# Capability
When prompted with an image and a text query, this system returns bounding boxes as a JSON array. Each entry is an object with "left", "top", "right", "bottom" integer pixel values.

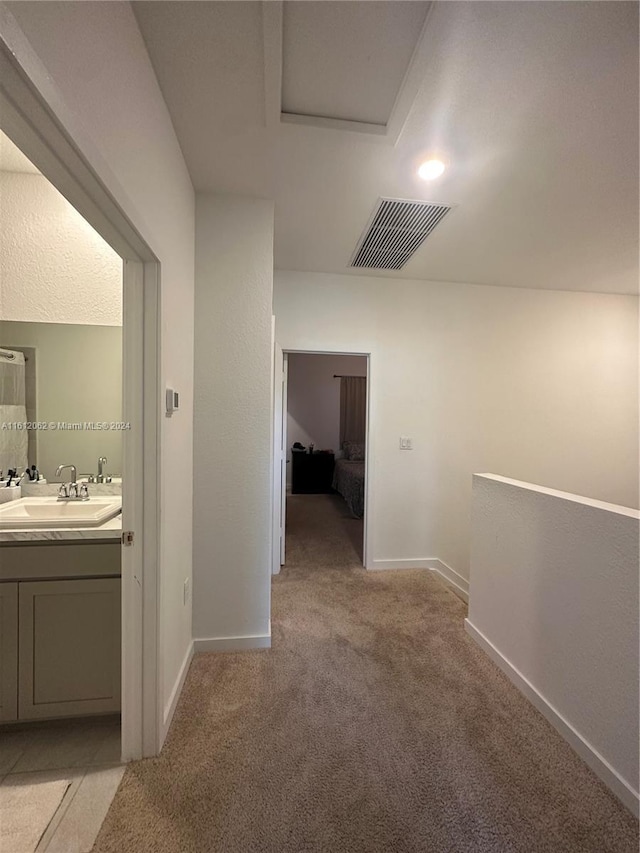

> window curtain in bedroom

[{"left": 339, "top": 376, "right": 367, "bottom": 446}]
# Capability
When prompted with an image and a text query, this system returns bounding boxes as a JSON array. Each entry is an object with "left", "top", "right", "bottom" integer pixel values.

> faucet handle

[
  {"left": 79, "top": 483, "right": 89, "bottom": 500},
  {"left": 58, "top": 483, "right": 69, "bottom": 498}
]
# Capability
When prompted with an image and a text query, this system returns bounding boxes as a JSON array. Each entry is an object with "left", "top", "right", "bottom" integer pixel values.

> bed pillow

[{"left": 344, "top": 442, "right": 365, "bottom": 461}]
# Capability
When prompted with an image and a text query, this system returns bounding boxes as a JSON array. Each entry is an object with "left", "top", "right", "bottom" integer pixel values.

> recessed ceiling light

[{"left": 418, "top": 159, "right": 446, "bottom": 181}]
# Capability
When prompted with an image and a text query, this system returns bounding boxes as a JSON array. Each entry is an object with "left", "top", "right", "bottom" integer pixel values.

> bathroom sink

[{"left": 0, "top": 497, "right": 122, "bottom": 529}]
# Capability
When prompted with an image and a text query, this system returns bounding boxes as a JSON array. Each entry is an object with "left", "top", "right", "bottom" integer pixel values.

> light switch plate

[{"left": 400, "top": 436, "right": 413, "bottom": 450}]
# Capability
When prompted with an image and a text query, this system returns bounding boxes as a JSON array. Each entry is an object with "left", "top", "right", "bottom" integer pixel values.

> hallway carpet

[{"left": 93, "top": 495, "right": 638, "bottom": 852}]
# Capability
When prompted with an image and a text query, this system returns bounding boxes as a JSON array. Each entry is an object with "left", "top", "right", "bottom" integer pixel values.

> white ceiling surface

[
  {"left": 0, "top": 130, "right": 40, "bottom": 174},
  {"left": 133, "top": 1, "right": 639, "bottom": 295}
]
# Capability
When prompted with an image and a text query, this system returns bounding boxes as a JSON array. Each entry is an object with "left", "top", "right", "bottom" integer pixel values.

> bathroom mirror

[{"left": 0, "top": 321, "right": 122, "bottom": 482}]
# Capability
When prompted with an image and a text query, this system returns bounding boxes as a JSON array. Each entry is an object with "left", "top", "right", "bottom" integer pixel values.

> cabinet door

[
  {"left": 0, "top": 583, "right": 18, "bottom": 722},
  {"left": 19, "top": 578, "right": 121, "bottom": 720}
]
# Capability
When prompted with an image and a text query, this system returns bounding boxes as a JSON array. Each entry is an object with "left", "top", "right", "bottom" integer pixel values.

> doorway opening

[
  {"left": 0, "top": 129, "right": 124, "bottom": 788},
  {"left": 0, "top": 25, "right": 161, "bottom": 785},
  {"left": 273, "top": 350, "right": 370, "bottom": 575}
]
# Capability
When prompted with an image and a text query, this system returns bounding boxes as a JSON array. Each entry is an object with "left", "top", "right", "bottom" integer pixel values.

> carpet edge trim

[{"left": 464, "top": 618, "right": 639, "bottom": 817}]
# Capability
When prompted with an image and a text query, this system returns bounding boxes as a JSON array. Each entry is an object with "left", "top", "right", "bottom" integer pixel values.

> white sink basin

[{"left": 0, "top": 497, "right": 122, "bottom": 529}]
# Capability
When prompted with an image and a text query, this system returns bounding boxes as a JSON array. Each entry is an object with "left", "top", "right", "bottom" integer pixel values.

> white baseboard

[
  {"left": 428, "top": 559, "right": 469, "bottom": 603},
  {"left": 161, "top": 640, "right": 194, "bottom": 744},
  {"left": 194, "top": 632, "right": 271, "bottom": 653},
  {"left": 368, "top": 557, "right": 434, "bottom": 571},
  {"left": 465, "top": 619, "right": 639, "bottom": 817},
  {"left": 368, "top": 557, "right": 469, "bottom": 603}
]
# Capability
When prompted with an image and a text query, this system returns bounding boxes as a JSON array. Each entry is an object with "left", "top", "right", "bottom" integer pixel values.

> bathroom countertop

[{"left": 0, "top": 513, "right": 122, "bottom": 543}]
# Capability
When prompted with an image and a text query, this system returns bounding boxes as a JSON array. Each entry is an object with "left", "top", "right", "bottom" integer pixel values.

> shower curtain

[{"left": 0, "top": 350, "right": 28, "bottom": 475}]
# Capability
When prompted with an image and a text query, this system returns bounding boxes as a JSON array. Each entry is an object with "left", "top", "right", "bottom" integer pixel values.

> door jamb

[{"left": 280, "top": 353, "right": 288, "bottom": 567}]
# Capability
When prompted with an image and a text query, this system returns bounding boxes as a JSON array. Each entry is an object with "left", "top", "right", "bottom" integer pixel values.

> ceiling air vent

[{"left": 350, "top": 198, "right": 452, "bottom": 270}]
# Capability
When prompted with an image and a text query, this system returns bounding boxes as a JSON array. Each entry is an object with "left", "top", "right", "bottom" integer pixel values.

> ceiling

[{"left": 132, "top": 1, "right": 638, "bottom": 295}]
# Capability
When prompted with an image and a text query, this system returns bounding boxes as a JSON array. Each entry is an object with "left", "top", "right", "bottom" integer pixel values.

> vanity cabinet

[
  {"left": 18, "top": 578, "right": 121, "bottom": 720},
  {"left": 0, "top": 583, "right": 18, "bottom": 722},
  {"left": 0, "top": 543, "right": 121, "bottom": 722}
]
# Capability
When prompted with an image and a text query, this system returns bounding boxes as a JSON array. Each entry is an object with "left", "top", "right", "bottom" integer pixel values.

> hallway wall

[
  {"left": 274, "top": 270, "right": 639, "bottom": 583},
  {"left": 468, "top": 474, "right": 639, "bottom": 812},
  {"left": 193, "top": 194, "right": 274, "bottom": 647}
]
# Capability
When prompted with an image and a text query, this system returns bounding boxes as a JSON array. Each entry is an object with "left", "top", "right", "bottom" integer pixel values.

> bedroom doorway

[{"left": 272, "top": 350, "right": 369, "bottom": 575}]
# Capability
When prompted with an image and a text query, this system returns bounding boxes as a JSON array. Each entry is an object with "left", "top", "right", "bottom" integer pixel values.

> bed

[{"left": 332, "top": 459, "right": 365, "bottom": 518}]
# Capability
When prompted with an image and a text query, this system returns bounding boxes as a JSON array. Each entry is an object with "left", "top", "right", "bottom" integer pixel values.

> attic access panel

[{"left": 281, "top": 2, "right": 431, "bottom": 127}]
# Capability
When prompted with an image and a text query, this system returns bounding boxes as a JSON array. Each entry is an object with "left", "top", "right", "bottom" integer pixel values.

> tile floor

[{"left": 0, "top": 716, "right": 124, "bottom": 853}]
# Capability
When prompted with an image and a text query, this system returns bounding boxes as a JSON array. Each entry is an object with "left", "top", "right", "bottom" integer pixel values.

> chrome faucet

[
  {"left": 89, "top": 456, "right": 111, "bottom": 484},
  {"left": 55, "top": 464, "right": 89, "bottom": 501}
]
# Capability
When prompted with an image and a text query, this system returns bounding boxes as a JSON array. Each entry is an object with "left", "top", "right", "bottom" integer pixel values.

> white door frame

[
  {"left": 271, "top": 341, "right": 287, "bottom": 574},
  {"left": 281, "top": 354, "right": 288, "bottom": 566},
  {"left": 272, "top": 347, "right": 372, "bottom": 572},
  {"left": 0, "top": 23, "right": 160, "bottom": 759}
]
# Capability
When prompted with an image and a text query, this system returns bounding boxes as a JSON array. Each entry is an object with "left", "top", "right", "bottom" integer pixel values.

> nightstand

[{"left": 291, "top": 451, "right": 335, "bottom": 494}]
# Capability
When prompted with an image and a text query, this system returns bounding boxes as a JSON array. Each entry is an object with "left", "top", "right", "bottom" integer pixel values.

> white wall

[
  {"left": 274, "top": 271, "right": 639, "bottom": 580},
  {"left": 287, "top": 353, "right": 367, "bottom": 483},
  {"left": 467, "top": 474, "right": 639, "bottom": 814},
  {"left": 0, "top": 172, "right": 122, "bottom": 325},
  {"left": 2, "top": 1, "right": 196, "bottom": 740},
  {"left": 193, "top": 194, "right": 274, "bottom": 647}
]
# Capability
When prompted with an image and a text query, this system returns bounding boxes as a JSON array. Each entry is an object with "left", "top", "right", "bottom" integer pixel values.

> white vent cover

[{"left": 350, "top": 198, "right": 452, "bottom": 270}]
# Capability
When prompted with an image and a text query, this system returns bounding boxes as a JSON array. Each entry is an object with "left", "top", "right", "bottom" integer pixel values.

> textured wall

[
  {"left": 274, "top": 270, "right": 639, "bottom": 577},
  {"left": 468, "top": 474, "right": 639, "bottom": 808},
  {"left": 193, "top": 194, "right": 274, "bottom": 643},
  {"left": 0, "top": 173, "right": 122, "bottom": 325}
]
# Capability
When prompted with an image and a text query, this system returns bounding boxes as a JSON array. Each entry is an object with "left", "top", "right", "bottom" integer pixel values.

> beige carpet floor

[{"left": 93, "top": 494, "right": 638, "bottom": 852}]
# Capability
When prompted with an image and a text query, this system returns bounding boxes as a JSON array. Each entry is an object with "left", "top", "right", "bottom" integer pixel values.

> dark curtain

[{"left": 339, "top": 376, "right": 367, "bottom": 445}]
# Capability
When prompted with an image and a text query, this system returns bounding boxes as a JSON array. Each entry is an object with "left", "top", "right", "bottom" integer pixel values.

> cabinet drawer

[{"left": 0, "top": 542, "right": 121, "bottom": 582}]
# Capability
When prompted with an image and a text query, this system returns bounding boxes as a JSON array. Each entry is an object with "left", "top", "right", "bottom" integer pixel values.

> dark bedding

[{"left": 332, "top": 459, "right": 365, "bottom": 518}]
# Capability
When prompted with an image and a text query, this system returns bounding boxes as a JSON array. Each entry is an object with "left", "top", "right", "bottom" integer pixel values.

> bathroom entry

[
  {"left": 0, "top": 130, "right": 125, "bottom": 798},
  {"left": 1, "top": 44, "right": 162, "bottom": 777},
  {"left": 273, "top": 350, "right": 369, "bottom": 573}
]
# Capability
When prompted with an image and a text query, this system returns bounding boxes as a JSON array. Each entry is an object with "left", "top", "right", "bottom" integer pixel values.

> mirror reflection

[{"left": 0, "top": 325, "right": 122, "bottom": 482}]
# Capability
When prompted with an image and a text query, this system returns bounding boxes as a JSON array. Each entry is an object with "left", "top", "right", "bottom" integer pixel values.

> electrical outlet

[
  {"left": 183, "top": 577, "right": 190, "bottom": 605},
  {"left": 399, "top": 436, "right": 413, "bottom": 450}
]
